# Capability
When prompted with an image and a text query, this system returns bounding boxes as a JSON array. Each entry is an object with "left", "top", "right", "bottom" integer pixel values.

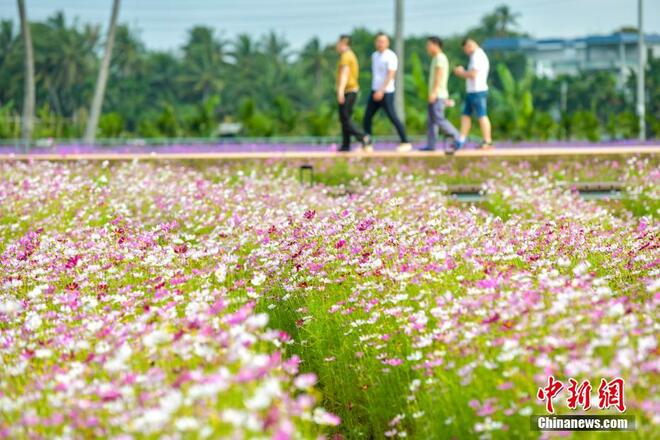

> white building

[{"left": 484, "top": 32, "right": 660, "bottom": 86}]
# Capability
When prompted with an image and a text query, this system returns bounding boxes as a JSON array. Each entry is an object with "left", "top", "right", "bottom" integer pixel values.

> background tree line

[{"left": 0, "top": 5, "right": 658, "bottom": 142}]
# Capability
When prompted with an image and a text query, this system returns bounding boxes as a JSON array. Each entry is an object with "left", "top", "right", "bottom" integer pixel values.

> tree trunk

[
  {"left": 84, "top": 0, "right": 121, "bottom": 145},
  {"left": 394, "top": 0, "right": 405, "bottom": 121},
  {"left": 17, "top": 0, "right": 35, "bottom": 150}
]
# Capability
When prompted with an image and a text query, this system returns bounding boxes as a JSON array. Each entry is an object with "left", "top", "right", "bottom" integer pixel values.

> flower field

[{"left": 0, "top": 157, "right": 658, "bottom": 439}]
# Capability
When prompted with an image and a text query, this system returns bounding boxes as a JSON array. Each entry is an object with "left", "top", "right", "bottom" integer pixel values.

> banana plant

[{"left": 490, "top": 63, "right": 534, "bottom": 140}]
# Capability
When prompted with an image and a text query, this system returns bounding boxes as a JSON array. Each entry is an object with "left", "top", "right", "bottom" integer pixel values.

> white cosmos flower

[
  {"left": 214, "top": 264, "right": 227, "bottom": 283},
  {"left": 251, "top": 272, "right": 266, "bottom": 286},
  {"left": 160, "top": 390, "right": 182, "bottom": 414},
  {"left": 369, "top": 258, "right": 383, "bottom": 270},
  {"left": 409, "top": 379, "right": 421, "bottom": 392},
  {"left": 638, "top": 335, "right": 656, "bottom": 354},
  {"left": 245, "top": 378, "right": 281, "bottom": 410},
  {"left": 245, "top": 313, "right": 269, "bottom": 329},
  {"left": 133, "top": 408, "right": 169, "bottom": 434},
  {"left": 25, "top": 312, "right": 42, "bottom": 331},
  {"left": 608, "top": 302, "right": 625, "bottom": 317},
  {"left": 27, "top": 285, "right": 46, "bottom": 299},
  {"left": 175, "top": 417, "right": 199, "bottom": 431},
  {"left": 105, "top": 343, "right": 133, "bottom": 372},
  {"left": 647, "top": 278, "right": 660, "bottom": 293},
  {"left": 0, "top": 299, "right": 21, "bottom": 316},
  {"left": 573, "top": 261, "right": 591, "bottom": 275},
  {"left": 35, "top": 348, "right": 52, "bottom": 359},
  {"left": 222, "top": 409, "right": 247, "bottom": 427},
  {"left": 143, "top": 329, "right": 172, "bottom": 348}
]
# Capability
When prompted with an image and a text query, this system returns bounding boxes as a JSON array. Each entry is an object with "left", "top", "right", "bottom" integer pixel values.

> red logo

[
  {"left": 567, "top": 378, "right": 592, "bottom": 411},
  {"left": 537, "top": 375, "right": 564, "bottom": 413},
  {"left": 597, "top": 378, "right": 626, "bottom": 412},
  {"left": 537, "top": 377, "right": 625, "bottom": 413}
]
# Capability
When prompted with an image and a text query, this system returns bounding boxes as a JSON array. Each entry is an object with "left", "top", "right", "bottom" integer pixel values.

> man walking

[
  {"left": 363, "top": 32, "right": 412, "bottom": 152},
  {"left": 419, "top": 36, "right": 460, "bottom": 153},
  {"left": 453, "top": 38, "right": 493, "bottom": 149},
  {"left": 335, "top": 35, "right": 371, "bottom": 152}
]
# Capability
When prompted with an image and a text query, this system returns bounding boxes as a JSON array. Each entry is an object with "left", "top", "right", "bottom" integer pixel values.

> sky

[{"left": 3, "top": 0, "right": 659, "bottom": 50}]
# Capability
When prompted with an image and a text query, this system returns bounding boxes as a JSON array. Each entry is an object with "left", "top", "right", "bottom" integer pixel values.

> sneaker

[
  {"left": 338, "top": 146, "right": 351, "bottom": 153},
  {"left": 418, "top": 145, "right": 436, "bottom": 152},
  {"left": 396, "top": 143, "right": 413, "bottom": 152},
  {"left": 445, "top": 143, "right": 456, "bottom": 155},
  {"left": 481, "top": 141, "right": 494, "bottom": 149},
  {"left": 362, "top": 134, "right": 373, "bottom": 149},
  {"left": 355, "top": 145, "right": 373, "bottom": 154},
  {"left": 454, "top": 139, "right": 465, "bottom": 151}
]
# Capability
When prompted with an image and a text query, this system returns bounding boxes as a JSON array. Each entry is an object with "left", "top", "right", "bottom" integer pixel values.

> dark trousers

[
  {"left": 338, "top": 92, "right": 366, "bottom": 150},
  {"left": 363, "top": 92, "right": 408, "bottom": 143}
]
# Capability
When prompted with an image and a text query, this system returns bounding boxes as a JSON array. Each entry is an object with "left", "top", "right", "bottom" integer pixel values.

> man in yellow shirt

[{"left": 336, "top": 35, "right": 371, "bottom": 152}]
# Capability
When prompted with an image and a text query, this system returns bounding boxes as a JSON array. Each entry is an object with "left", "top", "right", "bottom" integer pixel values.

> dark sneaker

[
  {"left": 338, "top": 146, "right": 351, "bottom": 153},
  {"left": 480, "top": 141, "right": 494, "bottom": 149},
  {"left": 445, "top": 143, "right": 456, "bottom": 155},
  {"left": 418, "top": 145, "right": 436, "bottom": 152},
  {"left": 454, "top": 139, "right": 465, "bottom": 151}
]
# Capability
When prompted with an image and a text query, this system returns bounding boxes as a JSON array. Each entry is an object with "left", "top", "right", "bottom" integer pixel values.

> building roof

[{"left": 484, "top": 32, "right": 660, "bottom": 51}]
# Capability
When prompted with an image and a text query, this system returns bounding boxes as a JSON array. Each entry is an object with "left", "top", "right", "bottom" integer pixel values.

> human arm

[
  {"left": 429, "top": 64, "right": 442, "bottom": 103},
  {"left": 374, "top": 68, "right": 396, "bottom": 101},
  {"left": 453, "top": 65, "right": 477, "bottom": 79},
  {"left": 337, "top": 65, "right": 349, "bottom": 104}
]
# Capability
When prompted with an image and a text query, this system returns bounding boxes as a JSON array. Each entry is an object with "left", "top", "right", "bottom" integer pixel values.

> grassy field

[{"left": 0, "top": 156, "right": 658, "bottom": 439}]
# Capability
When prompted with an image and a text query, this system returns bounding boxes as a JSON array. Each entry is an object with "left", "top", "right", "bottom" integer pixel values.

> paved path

[{"left": 0, "top": 145, "right": 658, "bottom": 161}]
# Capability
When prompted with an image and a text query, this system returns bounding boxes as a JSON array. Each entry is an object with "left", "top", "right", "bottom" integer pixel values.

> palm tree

[
  {"left": 493, "top": 5, "right": 520, "bottom": 36},
  {"left": 40, "top": 13, "right": 98, "bottom": 117},
  {"left": 17, "top": 0, "right": 34, "bottom": 148},
  {"left": 84, "top": 0, "right": 120, "bottom": 144},
  {"left": 299, "top": 37, "right": 329, "bottom": 97},
  {"left": 0, "top": 20, "right": 15, "bottom": 64},
  {"left": 490, "top": 63, "right": 533, "bottom": 140},
  {"left": 257, "top": 33, "right": 296, "bottom": 103},
  {"left": 181, "top": 26, "right": 226, "bottom": 101},
  {"left": 260, "top": 32, "right": 291, "bottom": 67}
]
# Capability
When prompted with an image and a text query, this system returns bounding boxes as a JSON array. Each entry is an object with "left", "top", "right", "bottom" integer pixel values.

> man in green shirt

[{"left": 419, "top": 36, "right": 460, "bottom": 153}]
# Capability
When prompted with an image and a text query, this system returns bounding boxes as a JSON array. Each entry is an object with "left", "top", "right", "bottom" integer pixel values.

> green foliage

[
  {"left": 137, "top": 116, "right": 160, "bottom": 138},
  {"left": 186, "top": 95, "right": 221, "bottom": 137},
  {"left": 313, "top": 159, "right": 366, "bottom": 187},
  {"left": 529, "top": 111, "right": 558, "bottom": 141},
  {"left": 156, "top": 104, "right": 180, "bottom": 138},
  {"left": 571, "top": 110, "right": 601, "bottom": 142},
  {"left": 404, "top": 105, "right": 427, "bottom": 135},
  {"left": 273, "top": 95, "right": 298, "bottom": 134},
  {"left": 305, "top": 104, "right": 334, "bottom": 137},
  {"left": 0, "top": 101, "right": 19, "bottom": 139},
  {"left": 1, "top": 6, "right": 658, "bottom": 141},
  {"left": 238, "top": 98, "right": 274, "bottom": 137},
  {"left": 408, "top": 52, "right": 427, "bottom": 101},
  {"left": 98, "top": 112, "right": 124, "bottom": 138},
  {"left": 490, "top": 63, "right": 534, "bottom": 140}
]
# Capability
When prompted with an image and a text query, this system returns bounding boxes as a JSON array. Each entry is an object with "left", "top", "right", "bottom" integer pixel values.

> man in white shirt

[
  {"left": 363, "top": 33, "right": 412, "bottom": 152},
  {"left": 453, "top": 38, "right": 493, "bottom": 149}
]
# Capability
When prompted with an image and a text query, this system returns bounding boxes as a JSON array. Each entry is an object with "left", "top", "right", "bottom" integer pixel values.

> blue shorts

[{"left": 462, "top": 91, "right": 488, "bottom": 118}]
